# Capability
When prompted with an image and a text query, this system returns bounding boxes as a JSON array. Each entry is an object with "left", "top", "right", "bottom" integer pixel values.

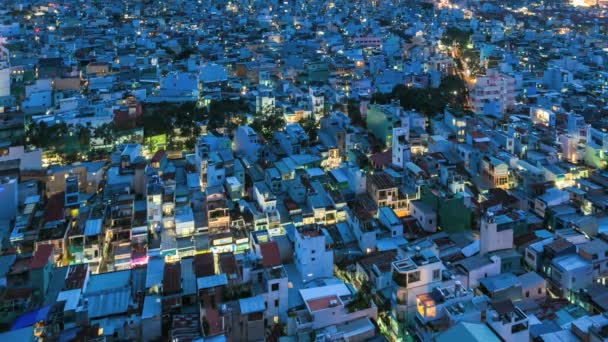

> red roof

[
  {"left": 469, "top": 131, "right": 487, "bottom": 139},
  {"left": 163, "top": 262, "right": 182, "bottom": 295},
  {"left": 218, "top": 252, "right": 238, "bottom": 276},
  {"left": 44, "top": 193, "right": 65, "bottom": 222},
  {"left": 31, "top": 244, "right": 54, "bottom": 269},
  {"left": 369, "top": 150, "right": 392, "bottom": 168},
  {"left": 283, "top": 198, "right": 298, "bottom": 211},
  {"left": 260, "top": 241, "right": 281, "bottom": 267},
  {"left": 204, "top": 307, "right": 222, "bottom": 336},
  {"left": 9, "top": 258, "right": 31, "bottom": 275},
  {"left": 307, "top": 295, "right": 339, "bottom": 311},
  {"left": 194, "top": 253, "right": 215, "bottom": 278}
]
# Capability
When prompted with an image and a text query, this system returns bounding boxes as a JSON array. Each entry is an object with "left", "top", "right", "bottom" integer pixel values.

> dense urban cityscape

[{"left": 0, "top": 0, "right": 607, "bottom": 341}]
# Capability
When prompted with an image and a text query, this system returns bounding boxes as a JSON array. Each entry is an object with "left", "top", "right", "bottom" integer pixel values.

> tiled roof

[
  {"left": 44, "top": 193, "right": 65, "bottom": 222},
  {"left": 260, "top": 241, "right": 282, "bottom": 267},
  {"left": 31, "top": 244, "right": 54, "bottom": 269},
  {"left": 163, "top": 262, "right": 182, "bottom": 295}
]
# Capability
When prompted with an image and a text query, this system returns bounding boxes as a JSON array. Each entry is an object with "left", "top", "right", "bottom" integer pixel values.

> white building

[
  {"left": 194, "top": 134, "right": 232, "bottom": 191},
  {"left": 486, "top": 301, "right": 530, "bottom": 342},
  {"left": 0, "top": 45, "right": 9, "bottom": 98},
  {"left": 155, "top": 71, "right": 199, "bottom": 101},
  {"left": 146, "top": 176, "right": 163, "bottom": 230},
  {"left": 391, "top": 248, "right": 446, "bottom": 326},
  {"left": 290, "top": 282, "right": 377, "bottom": 338},
  {"left": 454, "top": 255, "right": 502, "bottom": 288},
  {"left": 256, "top": 93, "right": 275, "bottom": 116},
  {"left": 550, "top": 254, "right": 593, "bottom": 296},
  {"left": 377, "top": 206, "right": 403, "bottom": 238},
  {"left": 174, "top": 205, "right": 195, "bottom": 237},
  {"left": 253, "top": 181, "right": 277, "bottom": 213},
  {"left": 534, "top": 187, "right": 570, "bottom": 219},
  {"left": 294, "top": 226, "right": 333, "bottom": 282},
  {"left": 0, "top": 177, "right": 17, "bottom": 221},
  {"left": 410, "top": 201, "right": 437, "bottom": 233},
  {"left": 470, "top": 69, "right": 515, "bottom": 116},
  {"left": 234, "top": 125, "right": 262, "bottom": 162},
  {"left": 258, "top": 242, "right": 289, "bottom": 323},
  {"left": 392, "top": 126, "right": 411, "bottom": 168},
  {"left": 530, "top": 107, "right": 556, "bottom": 127},
  {"left": 309, "top": 87, "right": 325, "bottom": 121},
  {"left": 479, "top": 211, "right": 514, "bottom": 256}
]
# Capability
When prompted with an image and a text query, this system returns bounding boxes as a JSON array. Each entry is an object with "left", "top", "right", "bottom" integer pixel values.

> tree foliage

[
  {"left": 347, "top": 99, "right": 365, "bottom": 127},
  {"left": 299, "top": 117, "right": 317, "bottom": 142},
  {"left": 346, "top": 280, "right": 372, "bottom": 313},
  {"left": 371, "top": 75, "right": 469, "bottom": 116},
  {"left": 251, "top": 112, "right": 285, "bottom": 141},
  {"left": 441, "top": 27, "right": 472, "bottom": 47}
]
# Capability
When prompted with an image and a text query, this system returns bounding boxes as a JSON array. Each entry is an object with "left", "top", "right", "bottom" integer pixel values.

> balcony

[
  {"left": 293, "top": 310, "right": 313, "bottom": 329},
  {"left": 265, "top": 265, "right": 287, "bottom": 280}
]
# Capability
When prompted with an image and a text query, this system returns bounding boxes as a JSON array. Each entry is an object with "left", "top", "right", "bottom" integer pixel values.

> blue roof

[
  {"left": 436, "top": 322, "right": 500, "bottom": 342},
  {"left": 12, "top": 305, "right": 51, "bottom": 330},
  {"left": 0, "top": 326, "right": 34, "bottom": 341},
  {"left": 86, "top": 270, "right": 131, "bottom": 294},
  {"left": 197, "top": 274, "right": 228, "bottom": 290},
  {"left": 239, "top": 295, "right": 266, "bottom": 314},
  {"left": 479, "top": 273, "right": 520, "bottom": 292}
]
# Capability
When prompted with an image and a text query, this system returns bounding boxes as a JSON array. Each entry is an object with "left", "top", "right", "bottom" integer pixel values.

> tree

[
  {"left": 439, "top": 75, "right": 469, "bottom": 110},
  {"left": 251, "top": 107, "right": 285, "bottom": 141},
  {"left": 63, "top": 152, "right": 80, "bottom": 164},
  {"left": 368, "top": 74, "right": 470, "bottom": 117},
  {"left": 346, "top": 281, "right": 372, "bottom": 313},
  {"left": 441, "top": 27, "right": 472, "bottom": 47},
  {"left": 208, "top": 98, "right": 249, "bottom": 129},
  {"left": 26, "top": 121, "right": 51, "bottom": 147},
  {"left": 391, "top": 84, "right": 444, "bottom": 116},
  {"left": 299, "top": 117, "right": 317, "bottom": 142},
  {"left": 93, "top": 123, "right": 116, "bottom": 146},
  {"left": 347, "top": 100, "right": 365, "bottom": 127},
  {"left": 77, "top": 126, "right": 91, "bottom": 147}
]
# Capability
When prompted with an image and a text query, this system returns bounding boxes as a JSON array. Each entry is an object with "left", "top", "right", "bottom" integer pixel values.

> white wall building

[
  {"left": 0, "top": 146, "right": 42, "bottom": 170},
  {"left": 0, "top": 45, "right": 10, "bottom": 98},
  {"left": 479, "top": 211, "right": 514, "bottom": 256},
  {"left": 470, "top": 69, "right": 515, "bottom": 116},
  {"left": 392, "top": 126, "right": 411, "bottom": 168},
  {"left": 0, "top": 177, "right": 18, "bottom": 221},
  {"left": 486, "top": 301, "right": 530, "bottom": 342},
  {"left": 309, "top": 87, "right": 325, "bottom": 121},
  {"left": 294, "top": 226, "right": 333, "bottom": 282},
  {"left": 256, "top": 93, "right": 275, "bottom": 115},
  {"left": 253, "top": 181, "right": 277, "bottom": 213},
  {"left": 234, "top": 125, "right": 262, "bottom": 162}
]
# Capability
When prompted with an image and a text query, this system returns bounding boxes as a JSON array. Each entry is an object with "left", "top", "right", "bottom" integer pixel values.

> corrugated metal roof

[
  {"left": 180, "top": 258, "right": 197, "bottom": 296},
  {"left": 145, "top": 257, "right": 165, "bottom": 289},
  {"left": 84, "top": 219, "right": 102, "bottom": 236},
  {"left": 196, "top": 274, "right": 228, "bottom": 290},
  {"left": 86, "top": 270, "right": 130, "bottom": 294},
  {"left": 239, "top": 295, "right": 266, "bottom": 314},
  {"left": 142, "top": 295, "right": 161, "bottom": 320},
  {"left": 86, "top": 287, "right": 131, "bottom": 319}
]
